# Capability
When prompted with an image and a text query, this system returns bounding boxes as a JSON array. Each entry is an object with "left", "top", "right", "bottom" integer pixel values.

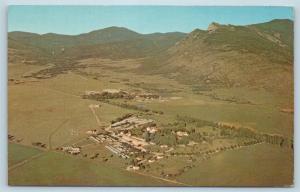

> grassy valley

[{"left": 8, "top": 19, "right": 293, "bottom": 186}]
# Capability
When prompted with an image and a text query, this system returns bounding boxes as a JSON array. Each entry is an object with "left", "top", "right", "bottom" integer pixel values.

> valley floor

[{"left": 8, "top": 60, "right": 294, "bottom": 186}]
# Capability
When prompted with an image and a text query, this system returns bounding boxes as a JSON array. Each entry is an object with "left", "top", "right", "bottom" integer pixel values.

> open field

[
  {"left": 8, "top": 71, "right": 137, "bottom": 148},
  {"left": 145, "top": 97, "right": 293, "bottom": 137},
  {"left": 8, "top": 144, "right": 178, "bottom": 186},
  {"left": 8, "top": 143, "right": 43, "bottom": 167},
  {"left": 178, "top": 143, "right": 293, "bottom": 186}
]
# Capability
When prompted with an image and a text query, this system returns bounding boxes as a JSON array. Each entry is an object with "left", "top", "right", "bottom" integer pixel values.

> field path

[
  {"left": 88, "top": 104, "right": 102, "bottom": 127},
  {"left": 73, "top": 72, "right": 88, "bottom": 81},
  {"left": 8, "top": 152, "right": 46, "bottom": 172},
  {"left": 127, "top": 170, "right": 191, "bottom": 186},
  {"left": 41, "top": 87, "right": 81, "bottom": 99},
  {"left": 48, "top": 119, "right": 70, "bottom": 150}
]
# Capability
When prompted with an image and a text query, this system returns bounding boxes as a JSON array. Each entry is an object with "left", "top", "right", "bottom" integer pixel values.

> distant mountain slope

[
  {"left": 8, "top": 36, "right": 51, "bottom": 65},
  {"left": 65, "top": 32, "right": 186, "bottom": 59},
  {"left": 8, "top": 27, "right": 186, "bottom": 59},
  {"left": 8, "top": 20, "right": 293, "bottom": 94},
  {"left": 248, "top": 19, "right": 293, "bottom": 51},
  {"left": 8, "top": 27, "right": 141, "bottom": 49},
  {"left": 140, "top": 19, "right": 293, "bottom": 94}
]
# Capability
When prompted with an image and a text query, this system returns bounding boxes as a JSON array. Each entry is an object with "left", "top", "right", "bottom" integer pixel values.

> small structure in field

[
  {"left": 176, "top": 131, "right": 189, "bottom": 137},
  {"left": 86, "top": 129, "right": 97, "bottom": 135},
  {"left": 62, "top": 146, "right": 81, "bottom": 155},
  {"left": 156, "top": 155, "right": 164, "bottom": 160},
  {"left": 160, "top": 145, "right": 168, "bottom": 149},
  {"left": 187, "top": 141, "right": 198, "bottom": 146},
  {"left": 126, "top": 165, "right": 140, "bottom": 171},
  {"left": 148, "top": 159, "right": 155, "bottom": 163},
  {"left": 146, "top": 127, "right": 158, "bottom": 134}
]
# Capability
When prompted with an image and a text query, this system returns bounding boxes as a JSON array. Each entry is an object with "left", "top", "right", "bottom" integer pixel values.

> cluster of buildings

[
  {"left": 83, "top": 115, "right": 167, "bottom": 167},
  {"left": 105, "top": 145, "right": 129, "bottom": 159},
  {"left": 63, "top": 113, "right": 205, "bottom": 172}
]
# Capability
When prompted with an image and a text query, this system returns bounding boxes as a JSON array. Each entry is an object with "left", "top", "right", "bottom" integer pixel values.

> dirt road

[
  {"left": 8, "top": 152, "right": 46, "bottom": 172},
  {"left": 48, "top": 119, "right": 69, "bottom": 150},
  {"left": 127, "top": 169, "right": 191, "bottom": 186}
]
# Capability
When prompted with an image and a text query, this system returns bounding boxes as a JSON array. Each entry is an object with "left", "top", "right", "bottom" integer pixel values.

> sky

[{"left": 8, "top": 6, "right": 294, "bottom": 35}]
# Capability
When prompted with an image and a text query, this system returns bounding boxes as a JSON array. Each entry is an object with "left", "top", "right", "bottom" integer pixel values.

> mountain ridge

[
  {"left": 8, "top": 19, "right": 294, "bottom": 95},
  {"left": 138, "top": 19, "right": 293, "bottom": 94}
]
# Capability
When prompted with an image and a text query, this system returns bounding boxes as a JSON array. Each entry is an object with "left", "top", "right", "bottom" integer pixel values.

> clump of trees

[
  {"left": 108, "top": 101, "right": 163, "bottom": 114},
  {"left": 176, "top": 115, "right": 215, "bottom": 127},
  {"left": 83, "top": 91, "right": 135, "bottom": 100},
  {"left": 189, "top": 132, "right": 204, "bottom": 143},
  {"left": 261, "top": 133, "right": 292, "bottom": 148},
  {"left": 32, "top": 142, "right": 47, "bottom": 148}
]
